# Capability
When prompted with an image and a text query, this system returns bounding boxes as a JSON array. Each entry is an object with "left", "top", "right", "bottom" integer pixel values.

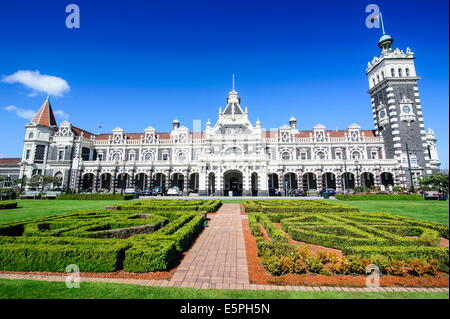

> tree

[
  {"left": 419, "top": 172, "right": 449, "bottom": 192},
  {"left": 28, "top": 175, "right": 61, "bottom": 191}
]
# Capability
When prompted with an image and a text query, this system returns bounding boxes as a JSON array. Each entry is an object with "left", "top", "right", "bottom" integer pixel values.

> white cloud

[
  {"left": 2, "top": 70, "right": 70, "bottom": 97},
  {"left": 54, "top": 109, "right": 70, "bottom": 119},
  {"left": 4, "top": 105, "right": 35, "bottom": 120}
]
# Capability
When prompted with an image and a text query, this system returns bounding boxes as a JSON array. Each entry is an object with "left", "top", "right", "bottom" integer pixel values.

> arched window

[
  {"left": 178, "top": 152, "right": 187, "bottom": 161},
  {"left": 144, "top": 152, "right": 153, "bottom": 161},
  {"left": 376, "top": 75, "right": 380, "bottom": 83},
  {"left": 391, "top": 68, "right": 395, "bottom": 77},
  {"left": 398, "top": 68, "right": 402, "bottom": 77},
  {"left": 225, "top": 147, "right": 242, "bottom": 155},
  {"left": 111, "top": 153, "right": 121, "bottom": 161},
  {"left": 381, "top": 71, "right": 384, "bottom": 79},
  {"left": 351, "top": 151, "right": 362, "bottom": 160},
  {"left": 28, "top": 132, "right": 34, "bottom": 139},
  {"left": 405, "top": 68, "right": 410, "bottom": 77},
  {"left": 281, "top": 152, "right": 290, "bottom": 160},
  {"left": 316, "top": 151, "right": 326, "bottom": 160}
]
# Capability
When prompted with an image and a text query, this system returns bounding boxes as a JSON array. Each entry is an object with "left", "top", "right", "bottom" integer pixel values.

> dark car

[
  {"left": 268, "top": 188, "right": 281, "bottom": 196},
  {"left": 142, "top": 188, "right": 152, "bottom": 196},
  {"left": 289, "top": 189, "right": 307, "bottom": 197},
  {"left": 320, "top": 188, "right": 336, "bottom": 196},
  {"left": 151, "top": 186, "right": 166, "bottom": 196}
]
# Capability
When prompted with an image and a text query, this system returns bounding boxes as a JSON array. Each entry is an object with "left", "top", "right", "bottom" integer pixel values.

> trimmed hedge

[
  {"left": 118, "top": 199, "right": 221, "bottom": 213},
  {"left": 56, "top": 194, "right": 134, "bottom": 200},
  {"left": 0, "top": 207, "right": 205, "bottom": 273},
  {"left": 243, "top": 199, "right": 359, "bottom": 213},
  {"left": 335, "top": 194, "right": 423, "bottom": 201},
  {"left": 0, "top": 201, "right": 17, "bottom": 209}
]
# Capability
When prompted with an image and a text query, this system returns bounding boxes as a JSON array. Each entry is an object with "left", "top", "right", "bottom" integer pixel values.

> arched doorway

[
  {"left": 224, "top": 170, "right": 242, "bottom": 196},
  {"left": 171, "top": 173, "right": 184, "bottom": 190},
  {"left": 303, "top": 172, "right": 317, "bottom": 191},
  {"left": 251, "top": 172, "right": 258, "bottom": 196},
  {"left": 322, "top": 172, "right": 336, "bottom": 190},
  {"left": 100, "top": 173, "right": 111, "bottom": 190},
  {"left": 82, "top": 173, "right": 94, "bottom": 191},
  {"left": 153, "top": 173, "right": 166, "bottom": 188},
  {"left": 208, "top": 172, "right": 215, "bottom": 195},
  {"left": 189, "top": 173, "right": 199, "bottom": 193},
  {"left": 361, "top": 172, "right": 375, "bottom": 188},
  {"left": 342, "top": 172, "right": 355, "bottom": 190},
  {"left": 381, "top": 172, "right": 394, "bottom": 187},
  {"left": 117, "top": 173, "right": 129, "bottom": 190},
  {"left": 135, "top": 173, "right": 147, "bottom": 190},
  {"left": 54, "top": 172, "right": 63, "bottom": 190},
  {"left": 284, "top": 173, "right": 298, "bottom": 192}
]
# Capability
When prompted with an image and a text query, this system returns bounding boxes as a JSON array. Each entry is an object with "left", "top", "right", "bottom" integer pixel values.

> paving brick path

[
  {"left": 0, "top": 203, "right": 448, "bottom": 293},
  {"left": 168, "top": 203, "right": 249, "bottom": 289}
]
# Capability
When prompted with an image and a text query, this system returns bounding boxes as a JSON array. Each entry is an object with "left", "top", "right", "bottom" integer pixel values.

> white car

[{"left": 167, "top": 186, "right": 183, "bottom": 196}]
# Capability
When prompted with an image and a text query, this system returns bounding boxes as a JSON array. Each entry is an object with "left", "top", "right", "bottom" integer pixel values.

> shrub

[
  {"left": 419, "top": 229, "right": 441, "bottom": 247},
  {"left": 386, "top": 259, "right": 409, "bottom": 276},
  {"left": 56, "top": 194, "right": 134, "bottom": 200},
  {"left": 0, "top": 201, "right": 17, "bottom": 209},
  {"left": 123, "top": 240, "right": 177, "bottom": 273},
  {"left": 305, "top": 255, "right": 323, "bottom": 273},
  {"left": 369, "top": 254, "right": 390, "bottom": 272},
  {"left": 335, "top": 194, "right": 423, "bottom": 201},
  {"left": 408, "top": 258, "right": 437, "bottom": 276}
]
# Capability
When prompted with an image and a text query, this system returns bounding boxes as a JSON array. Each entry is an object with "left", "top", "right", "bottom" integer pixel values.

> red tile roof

[
  {"left": 31, "top": 99, "right": 57, "bottom": 127},
  {"left": 0, "top": 158, "right": 21, "bottom": 165},
  {"left": 71, "top": 126, "right": 95, "bottom": 139}
]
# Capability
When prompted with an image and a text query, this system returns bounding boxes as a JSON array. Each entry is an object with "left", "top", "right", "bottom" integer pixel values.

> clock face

[
  {"left": 402, "top": 105, "right": 411, "bottom": 113},
  {"left": 379, "top": 110, "right": 386, "bottom": 118}
]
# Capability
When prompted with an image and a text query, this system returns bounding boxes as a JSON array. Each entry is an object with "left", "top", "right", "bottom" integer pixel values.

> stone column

[
  {"left": 278, "top": 170, "right": 285, "bottom": 196},
  {"left": 183, "top": 170, "right": 189, "bottom": 195},
  {"left": 297, "top": 171, "right": 304, "bottom": 191},
  {"left": 148, "top": 170, "right": 153, "bottom": 189},
  {"left": 215, "top": 171, "right": 223, "bottom": 196},
  {"left": 130, "top": 170, "right": 135, "bottom": 187},
  {"left": 243, "top": 169, "right": 252, "bottom": 196},
  {"left": 336, "top": 170, "right": 342, "bottom": 192},
  {"left": 165, "top": 170, "right": 171, "bottom": 190},
  {"left": 258, "top": 171, "right": 269, "bottom": 196},
  {"left": 94, "top": 169, "right": 100, "bottom": 192},
  {"left": 316, "top": 170, "right": 322, "bottom": 191},
  {"left": 76, "top": 170, "right": 83, "bottom": 193},
  {"left": 198, "top": 171, "right": 207, "bottom": 196},
  {"left": 112, "top": 169, "right": 117, "bottom": 194}
]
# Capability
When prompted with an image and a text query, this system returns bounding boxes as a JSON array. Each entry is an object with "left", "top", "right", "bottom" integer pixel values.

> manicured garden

[
  {"left": 0, "top": 279, "right": 447, "bottom": 299},
  {"left": 0, "top": 199, "right": 220, "bottom": 273},
  {"left": 244, "top": 200, "right": 449, "bottom": 279}
]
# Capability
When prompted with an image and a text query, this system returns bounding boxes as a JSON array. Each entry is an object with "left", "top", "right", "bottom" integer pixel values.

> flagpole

[{"left": 380, "top": 11, "right": 385, "bottom": 34}]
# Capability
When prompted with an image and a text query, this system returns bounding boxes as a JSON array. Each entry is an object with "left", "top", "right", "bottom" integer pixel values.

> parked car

[
  {"left": 422, "top": 190, "right": 447, "bottom": 200},
  {"left": 124, "top": 187, "right": 141, "bottom": 195},
  {"left": 289, "top": 189, "right": 307, "bottom": 197},
  {"left": 320, "top": 188, "right": 336, "bottom": 196},
  {"left": 151, "top": 186, "right": 166, "bottom": 196},
  {"left": 268, "top": 188, "right": 281, "bottom": 196},
  {"left": 142, "top": 188, "right": 152, "bottom": 196},
  {"left": 167, "top": 186, "right": 183, "bottom": 196}
]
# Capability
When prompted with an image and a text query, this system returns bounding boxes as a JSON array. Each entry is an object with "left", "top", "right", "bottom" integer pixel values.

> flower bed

[
  {"left": 0, "top": 208, "right": 204, "bottom": 273},
  {"left": 245, "top": 200, "right": 449, "bottom": 277}
]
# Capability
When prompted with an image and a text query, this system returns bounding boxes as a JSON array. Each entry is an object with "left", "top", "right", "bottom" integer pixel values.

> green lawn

[
  {"left": 0, "top": 279, "right": 447, "bottom": 299},
  {"left": 340, "top": 200, "right": 449, "bottom": 225},
  {"left": 0, "top": 200, "right": 125, "bottom": 223}
]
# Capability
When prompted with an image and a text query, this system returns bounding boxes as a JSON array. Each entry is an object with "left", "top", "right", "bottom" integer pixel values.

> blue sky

[{"left": 0, "top": 0, "right": 448, "bottom": 167}]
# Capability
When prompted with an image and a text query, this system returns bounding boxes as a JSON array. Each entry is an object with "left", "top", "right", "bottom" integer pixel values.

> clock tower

[{"left": 366, "top": 32, "right": 440, "bottom": 188}]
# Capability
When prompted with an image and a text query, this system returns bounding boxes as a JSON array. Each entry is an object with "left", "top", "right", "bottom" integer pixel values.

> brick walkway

[
  {"left": 0, "top": 203, "right": 448, "bottom": 293},
  {"left": 168, "top": 203, "right": 249, "bottom": 289}
]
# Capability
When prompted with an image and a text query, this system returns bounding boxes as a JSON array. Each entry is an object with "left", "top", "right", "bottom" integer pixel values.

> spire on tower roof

[{"left": 31, "top": 97, "right": 57, "bottom": 127}]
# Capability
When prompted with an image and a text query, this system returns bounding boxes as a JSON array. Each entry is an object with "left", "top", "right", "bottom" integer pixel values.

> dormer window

[
  {"left": 406, "top": 68, "right": 410, "bottom": 77},
  {"left": 58, "top": 150, "right": 65, "bottom": 161},
  {"left": 398, "top": 68, "right": 402, "bottom": 77},
  {"left": 391, "top": 68, "right": 395, "bottom": 77},
  {"left": 28, "top": 132, "right": 34, "bottom": 139}
]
